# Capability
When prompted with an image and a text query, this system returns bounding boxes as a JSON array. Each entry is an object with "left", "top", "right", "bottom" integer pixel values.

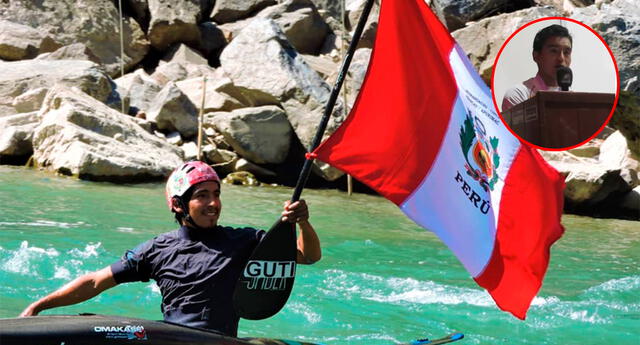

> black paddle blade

[{"left": 233, "top": 218, "right": 297, "bottom": 320}]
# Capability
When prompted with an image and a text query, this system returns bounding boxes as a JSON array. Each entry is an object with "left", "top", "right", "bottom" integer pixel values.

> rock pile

[{"left": 0, "top": 0, "right": 637, "bottom": 218}]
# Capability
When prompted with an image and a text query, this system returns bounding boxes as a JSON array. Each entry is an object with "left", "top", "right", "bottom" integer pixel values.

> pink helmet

[{"left": 165, "top": 161, "right": 220, "bottom": 211}]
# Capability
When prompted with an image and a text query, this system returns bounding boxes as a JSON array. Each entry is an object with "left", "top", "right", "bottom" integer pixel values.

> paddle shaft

[{"left": 290, "top": 0, "right": 376, "bottom": 202}]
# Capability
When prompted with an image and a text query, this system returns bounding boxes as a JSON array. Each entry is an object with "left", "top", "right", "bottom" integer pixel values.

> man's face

[
  {"left": 187, "top": 181, "right": 222, "bottom": 229},
  {"left": 533, "top": 36, "right": 572, "bottom": 85}
]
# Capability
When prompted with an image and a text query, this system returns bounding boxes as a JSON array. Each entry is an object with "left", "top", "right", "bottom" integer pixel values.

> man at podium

[{"left": 502, "top": 24, "right": 573, "bottom": 111}]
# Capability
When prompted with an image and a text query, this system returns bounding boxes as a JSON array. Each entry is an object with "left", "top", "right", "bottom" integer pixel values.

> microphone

[{"left": 556, "top": 66, "right": 572, "bottom": 91}]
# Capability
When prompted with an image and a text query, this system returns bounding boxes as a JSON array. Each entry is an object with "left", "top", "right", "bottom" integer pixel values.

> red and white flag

[{"left": 314, "top": 0, "right": 565, "bottom": 319}]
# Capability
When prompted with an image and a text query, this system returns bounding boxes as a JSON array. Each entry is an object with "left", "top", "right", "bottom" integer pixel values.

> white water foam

[
  {"left": 289, "top": 302, "right": 322, "bottom": 324},
  {"left": 322, "top": 269, "right": 497, "bottom": 307},
  {"left": 1, "top": 241, "right": 59, "bottom": 276},
  {"left": 0, "top": 220, "right": 85, "bottom": 228},
  {"left": 53, "top": 266, "right": 72, "bottom": 280},
  {"left": 585, "top": 275, "right": 640, "bottom": 294},
  {"left": 368, "top": 276, "right": 494, "bottom": 307},
  {"left": 68, "top": 242, "right": 102, "bottom": 259}
]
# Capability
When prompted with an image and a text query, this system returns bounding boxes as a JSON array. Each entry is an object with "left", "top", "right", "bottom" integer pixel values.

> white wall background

[{"left": 492, "top": 19, "right": 619, "bottom": 111}]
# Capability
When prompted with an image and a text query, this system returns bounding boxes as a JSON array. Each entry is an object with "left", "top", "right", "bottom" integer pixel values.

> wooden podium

[{"left": 502, "top": 91, "right": 615, "bottom": 149}]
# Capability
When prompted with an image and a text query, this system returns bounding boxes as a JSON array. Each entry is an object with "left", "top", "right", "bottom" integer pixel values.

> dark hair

[
  {"left": 172, "top": 186, "right": 195, "bottom": 224},
  {"left": 533, "top": 24, "right": 572, "bottom": 52}
]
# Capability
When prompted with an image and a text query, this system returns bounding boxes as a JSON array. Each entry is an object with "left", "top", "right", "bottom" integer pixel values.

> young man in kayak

[
  {"left": 19, "top": 161, "right": 321, "bottom": 337},
  {"left": 502, "top": 24, "right": 573, "bottom": 111}
]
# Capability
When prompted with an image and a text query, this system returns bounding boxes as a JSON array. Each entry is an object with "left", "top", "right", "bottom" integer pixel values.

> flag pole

[
  {"left": 231, "top": 0, "right": 376, "bottom": 321},
  {"left": 289, "top": 0, "right": 375, "bottom": 202}
]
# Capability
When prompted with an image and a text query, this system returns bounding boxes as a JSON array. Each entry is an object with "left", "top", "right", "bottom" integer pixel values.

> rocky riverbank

[{"left": 0, "top": 0, "right": 637, "bottom": 219}]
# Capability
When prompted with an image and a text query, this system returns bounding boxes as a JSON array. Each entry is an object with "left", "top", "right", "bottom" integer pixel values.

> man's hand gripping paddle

[{"left": 232, "top": 0, "right": 377, "bottom": 320}]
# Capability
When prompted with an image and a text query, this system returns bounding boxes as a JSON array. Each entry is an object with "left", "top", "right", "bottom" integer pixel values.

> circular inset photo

[{"left": 491, "top": 17, "right": 619, "bottom": 151}]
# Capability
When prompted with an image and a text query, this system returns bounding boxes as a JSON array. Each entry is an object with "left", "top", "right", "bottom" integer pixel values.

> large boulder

[
  {"left": 211, "top": 0, "right": 277, "bottom": 24},
  {"left": 572, "top": 0, "right": 640, "bottom": 96},
  {"left": 147, "top": 0, "right": 209, "bottom": 50},
  {"left": 220, "top": 18, "right": 344, "bottom": 180},
  {"left": 151, "top": 46, "right": 218, "bottom": 86},
  {"left": 345, "top": 0, "right": 380, "bottom": 49},
  {"left": 0, "top": 20, "right": 61, "bottom": 61},
  {"left": 114, "top": 69, "right": 163, "bottom": 115},
  {"left": 205, "top": 106, "right": 292, "bottom": 164},
  {"left": 32, "top": 86, "right": 183, "bottom": 181},
  {"left": 0, "top": 60, "right": 112, "bottom": 117},
  {"left": 37, "top": 43, "right": 102, "bottom": 65},
  {"left": 0, "top": 112, "right": 39, "bottom": 159},
  {"left": 0, "top": 0, "right": 149, "bottom": 77},
  {"left": 431, "top": 0, "right": 512, "bottom": 31},
  {"left": 146, "top": 82, "right": 198, "bottom": 138},
  {"left": 256, "top": 0, "right": 330, "bottom": 54},
  {"left": 540, "top": 130, "right": 639, "bottom": 218},
  {"left": 218, "top": 0, "right": 330, "bottom": 55},
  {"left": 452, "top": 6, "right": 560, "bottom": 84},
  {"left": 176, "top": 77, "right": 245, "bottom": 113}
]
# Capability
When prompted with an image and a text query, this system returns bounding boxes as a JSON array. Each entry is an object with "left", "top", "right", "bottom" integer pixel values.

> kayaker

[{"left": 19, "top": 160, "right": 321, "bottom": 337}]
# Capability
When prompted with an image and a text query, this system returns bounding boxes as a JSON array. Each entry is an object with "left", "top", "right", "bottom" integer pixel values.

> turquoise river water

[{"left": 0, "top": 166, "right": 638, "bottom": 344}]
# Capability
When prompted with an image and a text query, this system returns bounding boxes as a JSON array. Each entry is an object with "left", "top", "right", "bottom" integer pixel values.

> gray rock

[
  {"left": 147, "top": 0, "right": 208, "bottom": 50},
  {"left": 257, "top": 0, "right": 330, "bottom": 54},
  {"left": 37, "top": 43, "right": 101, "bottom": 65},
  {"left": 541, "top": 150, "right": 630, "bottom": 204},
  {"left": 431, "top": 0, "right": 511, "bottom": 31},
  {"left": 147, "top": 82, "right": 198, "bottom": 137},
  {"left": 0, "top": 20, "right": 61, "bottom": 60},
  {"left": 176, "top": 77, "right": 245, "bottom": 113},
  {"left": 234, "top": 159, "right": 276, "bottom": 178},
  {"left": 12, "top": 88, "right": 49, "bottom": 114},
  {"left": 209, "top": 148, "right": 238, "bottom": 175},
  {"left": 206, "top": 106, "right": 292, "bottom": 164},
  {"left": 223, "top": 170, "right": 262, "bottom": 185},
  {"left": 452, "top": 6, "right": 560, "bottom": 84},
  {"left": 151, "top": 62, "right": 190, "bottom": 86},
  {"left": 218, "top": 0, "right": 330, "bottom": 55},
  {"left": 300, "top": 54, "right": 339, "bottom": 80},
  {"left": 166, "top": 131, "right": 183, "bottom": 146},
  {"left": 32, "top": 86, "right": 183, "bottom": 181},
  {"left": 0, "top": 60, "right": 112, "bottom": 117},
  {"left": 162, "top": 44, "right": 208, "bottom": 65},
  {"left": 151, "top": 56, "right": 218, "bottom": 87},
  {"left": 345, "top": 0, "right": 380, "bottom": 49},
  {"left": 211, "top": 0, "right": 276, "bottom": 23},
  {"left": 180, "top": 141, "right": 199, "bottom": 161},
  {"left": 345, "top": 48, "right": 371, "bottom": 107},
  {"left": 572, "top": 0, "right": 640, "bottom": 97},
  {"left": 0, "top": 0, "right": 149, "bottom": 77},
  {"left": 220, "top": 18, "right": 345, "bottom": 181},
  {"left": 0, "top": 112, "right": 39, "bottom": 157},
  {"left": 599, "top": 131, "right": 632, "bottom": 170},
  {"left": 309, "top": 0, "right": 343, "bottom": 26},
  {"left": 114, "top": 69, "right": 163, "bottom": 115}
]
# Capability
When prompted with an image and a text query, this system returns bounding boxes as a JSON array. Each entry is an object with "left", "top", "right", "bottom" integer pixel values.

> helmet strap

[{"left": 174, "top": 196, "right": 209, "bottom": 231}]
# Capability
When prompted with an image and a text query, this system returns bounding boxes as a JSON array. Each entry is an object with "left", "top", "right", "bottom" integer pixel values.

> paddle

[{"left": 232, "top": 0, "right": 377, "bottom": 320}]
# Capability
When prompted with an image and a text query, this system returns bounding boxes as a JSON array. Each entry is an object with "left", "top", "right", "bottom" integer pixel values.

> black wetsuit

[{"left": 111, "top": 225, "right": 265, "bottom": 336}]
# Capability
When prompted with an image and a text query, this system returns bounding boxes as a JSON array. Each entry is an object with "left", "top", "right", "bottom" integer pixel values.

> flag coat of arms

[{"left": 314, "top": 0, "right": 565, "bottom": 319}]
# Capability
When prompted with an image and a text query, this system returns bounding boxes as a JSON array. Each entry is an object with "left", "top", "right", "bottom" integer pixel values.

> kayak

[
  {"left": 0, "top": 314, "right": 464, "bottom": 345},
  {"left": 0, "top": 314, "right": 319, "bottom": 345}
]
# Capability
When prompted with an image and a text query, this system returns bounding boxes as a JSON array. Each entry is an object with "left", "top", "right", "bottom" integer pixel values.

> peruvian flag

[{"left": 314, "top": 0, "right": 565, "bottom": 319}]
